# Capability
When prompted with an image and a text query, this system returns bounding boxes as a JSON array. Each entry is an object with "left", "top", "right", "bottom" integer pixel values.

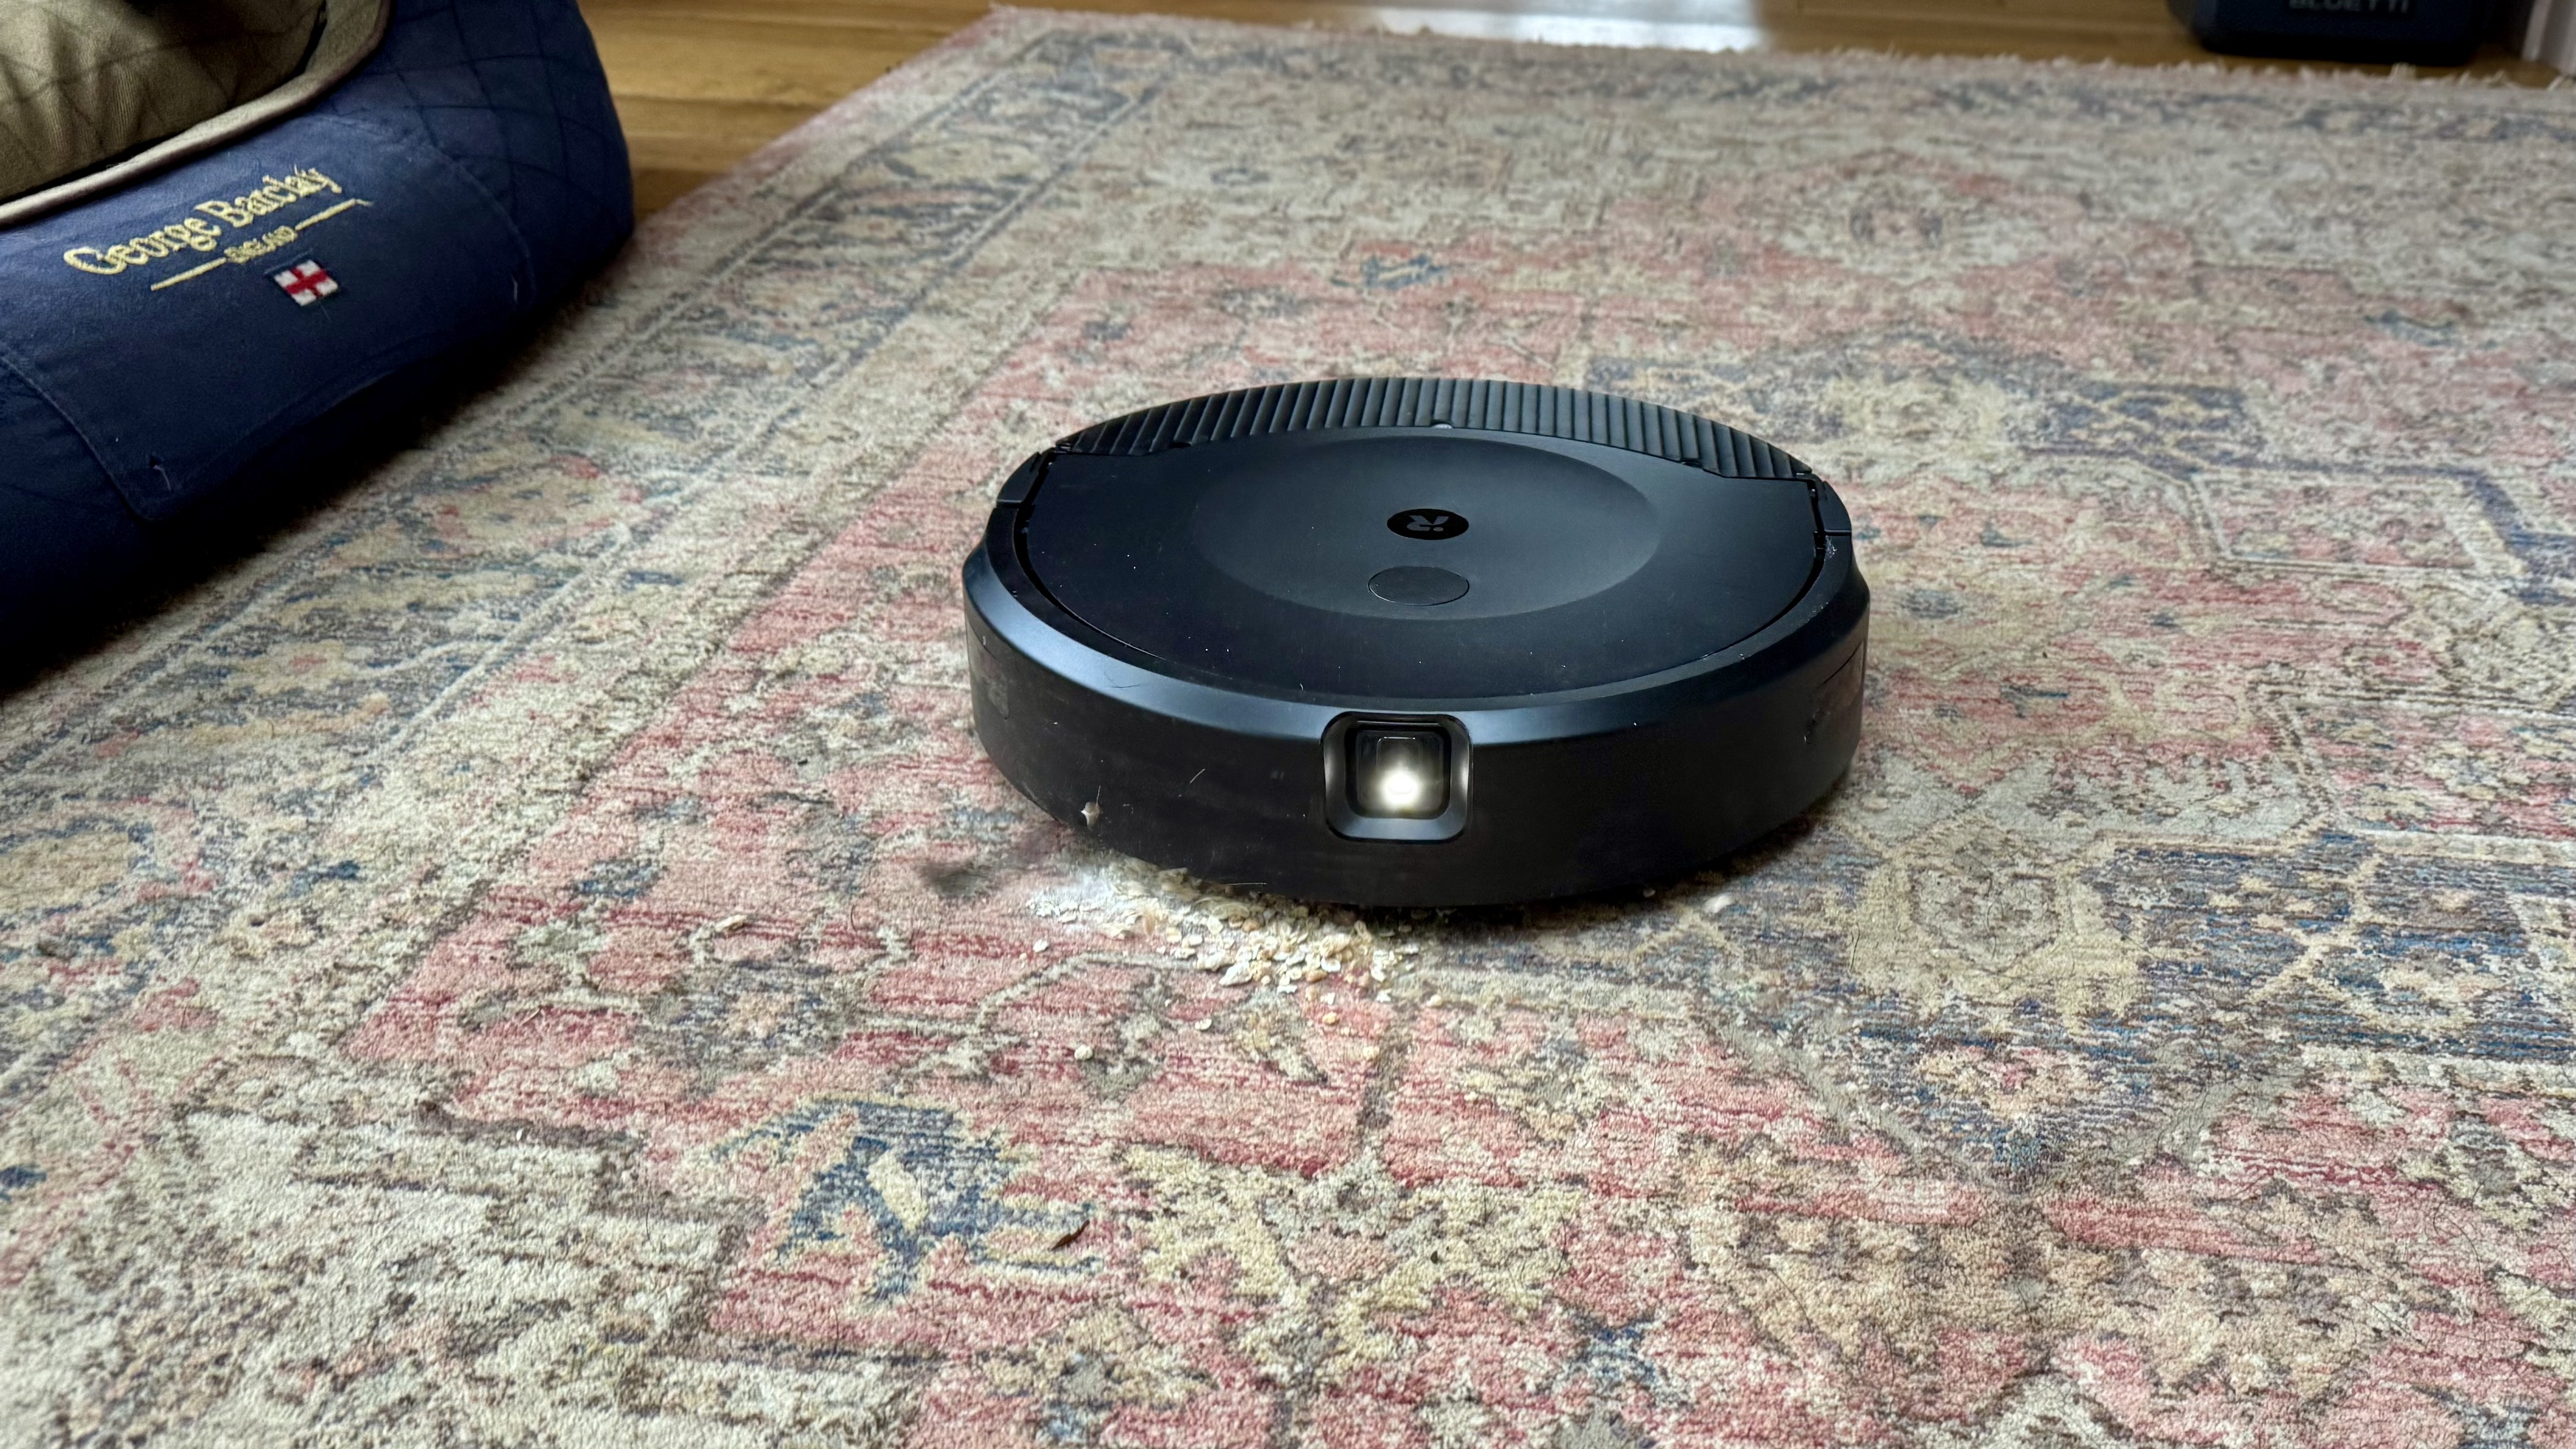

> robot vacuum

[{"left": 961, "top": 378, "right": 1867, "bottom": 907}]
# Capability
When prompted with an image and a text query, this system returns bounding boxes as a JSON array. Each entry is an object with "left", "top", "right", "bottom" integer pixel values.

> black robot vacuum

[{"left": 962, "top": 378, "right": 1867, "bottom": 907}]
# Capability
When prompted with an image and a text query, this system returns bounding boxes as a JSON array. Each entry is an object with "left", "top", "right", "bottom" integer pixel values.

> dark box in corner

[{"left": 2171, "top": 0, "right": 2498, "bottom": 65}]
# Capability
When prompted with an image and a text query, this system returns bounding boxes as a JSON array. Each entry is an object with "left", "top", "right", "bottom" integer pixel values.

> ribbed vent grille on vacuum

[{"left": 1053, "top": 378, "right": 1814, "bottom": 481}]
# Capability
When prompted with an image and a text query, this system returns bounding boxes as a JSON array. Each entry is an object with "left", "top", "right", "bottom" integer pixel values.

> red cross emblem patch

[{"left": 272, "top": 260, "right": 339, "bottom": 306}]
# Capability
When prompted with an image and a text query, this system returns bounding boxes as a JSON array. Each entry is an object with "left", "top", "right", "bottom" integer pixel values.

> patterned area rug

[{"left": 5, "top": 11, "right": 2575, "bottom": 1444}]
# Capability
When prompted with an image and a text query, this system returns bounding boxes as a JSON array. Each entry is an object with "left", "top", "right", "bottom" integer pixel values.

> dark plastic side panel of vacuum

[{"left": 963, "top": 525, "right": 1869, "bottom": 908}]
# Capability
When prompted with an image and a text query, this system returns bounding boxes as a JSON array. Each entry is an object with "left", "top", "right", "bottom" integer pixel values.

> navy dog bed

[{"left": 0, "top": 0, "right": 631, "bottom": 643}]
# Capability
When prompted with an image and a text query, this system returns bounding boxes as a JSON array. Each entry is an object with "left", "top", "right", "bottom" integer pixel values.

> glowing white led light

[{"left": 1375, "top": 766, "right": 1426, "bottom": 811}]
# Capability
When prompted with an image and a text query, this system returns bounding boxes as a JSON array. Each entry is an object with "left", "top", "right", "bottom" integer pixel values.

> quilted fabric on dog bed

[
  {"left": 1, "top": 0, "right": 322, "bottom": 202},
  {"left": 0, "top": 0, "right": 390, "bottom": 223}
]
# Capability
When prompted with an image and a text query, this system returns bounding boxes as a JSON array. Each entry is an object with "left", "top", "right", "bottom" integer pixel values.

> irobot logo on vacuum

[
  {"left": 962, "top": 376, "right": 1868, "bottom": 906},
  {"left": 1390, "top": 508, "right": 1469, "bottom": 539}
]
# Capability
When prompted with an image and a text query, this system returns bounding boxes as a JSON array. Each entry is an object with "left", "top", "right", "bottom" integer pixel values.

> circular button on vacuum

[
  {"left": 1369, "top": 566, "right": 1470, "bottom": 605},
  {"left": 964, "top": 377, "right": 1869, "bottom": 906}
]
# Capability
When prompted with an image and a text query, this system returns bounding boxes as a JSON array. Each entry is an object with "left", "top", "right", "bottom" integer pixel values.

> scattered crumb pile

[{"left": 1022, "top": 860, "right": 1445, "bottom": 1011}]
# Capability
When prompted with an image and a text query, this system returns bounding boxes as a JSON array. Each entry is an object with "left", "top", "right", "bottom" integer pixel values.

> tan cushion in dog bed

[{"left": 0, "top": 0, "right": 386, "bottom": 220}]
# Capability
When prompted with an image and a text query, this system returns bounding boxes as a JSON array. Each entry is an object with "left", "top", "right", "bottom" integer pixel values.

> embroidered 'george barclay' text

[{"left": 61, "top": 168, "right": 349, "bottom": 278}]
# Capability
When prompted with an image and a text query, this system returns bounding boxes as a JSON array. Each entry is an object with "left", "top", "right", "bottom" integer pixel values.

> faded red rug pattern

[{"left": 5, "top": 13, "right": 2576, "bottom": 1445}]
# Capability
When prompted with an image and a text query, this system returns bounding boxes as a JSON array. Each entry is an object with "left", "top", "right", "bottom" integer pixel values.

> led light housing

[
  {"left": 1352, "top": 727, "right": 1448, "bottom": 818},
  {"left": 1321, "top": 715, "right": 1469, "bottom": 843}
]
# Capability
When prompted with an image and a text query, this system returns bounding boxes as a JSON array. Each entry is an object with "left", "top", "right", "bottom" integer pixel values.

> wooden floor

[{"left": 579, "top": 0, "right": 2559, "bottom": 215}]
